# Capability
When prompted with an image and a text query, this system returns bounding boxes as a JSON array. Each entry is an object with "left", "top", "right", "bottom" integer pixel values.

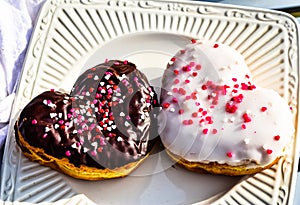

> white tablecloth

[{"left": 0, "top": 0, "right": 45, "bottom": 151}]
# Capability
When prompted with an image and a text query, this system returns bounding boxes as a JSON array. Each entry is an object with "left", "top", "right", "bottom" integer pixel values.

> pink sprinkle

[
  {"left": 261, "top": 107, "right": 267, "bottom": 112},
  {"left": 42, "top": 133, "right": 47, "bottom": 138},
  {"left": 196, "top": 64, "right": 202, "bottom": 70},
  {"left": 172, "top": 88, "right": 178, "bottom": 93},
  {"left": 266, "top": 149, "right": 273, "bottom": 155},
  {"left": 124, "top": 60, "right": 128, "bottom": 64},
  {"left": 192, "top": 72, "right": 198, "bottom": 77},
  {"left": 65, "top": 150, "right": 71, "bottom": 157},
  {"left": 185, "top": 95, "right": 191, "bottom": 100},
  {"left": 241, "top": 124, "right": 246, "bottom": 129},
  {"left": 174, "top": 79, "right": 180, "bottom": 84},
  {"left": 274, "top": 135, "right": 280, "bottom": 141},
  {"left": 31, "top": 119, "right": 37, "bottom": 124},
  {"left": 90, "top": 150, "right": 97, "bottom": 156},
  {"left": 195, "top": 102, "right": 200, "bottom": 106},
  {"left": 225, "top": 103, "right": 238, "bottom": 113},
  {"left": 105, "top": 58, "right": 109, "bottom": 63},
  {"left": 191, "top": 39, "right": 197, "bottom": 44},
  {"left": 226, "top": 152, "right": 233, "bottom": 158},
  {"left": 185, "top": 79, "right": 190, "bottom": 84},
  {"left": 242, "top": 113, "right": 252, "bottom": 123},
  {"left": 170, "top": 57, "right": 176, "bottom": 62},
  {"left": 50, "top": 89, "right": 55, "bottom": 92},
  {"left": 212, "top": 129, "right": 218, "bottom": 134},
  {"left": 189, "top": 61, "right": 196, "bottom": 67},
  {"left": 182, "top": 65, "right": 191, "bottom": 72},
  {"left": 163, "top": 103, "right": 170, "bottom": 108},
  {"left": 47, "top": 100, "right": 51, "bottom": 105},
  {"left": 213, "top": 43, "right": 219, "bottom": 48},
  {"left": 178, "top": 88, "right": 186, "bottom": 95},
  {"left": 202, "top": 128, "right": 208, "bottom": 134},
  {"left": 232, "top": 78, "right": 237, "bottom": 82},
  {"left": 172, "top": 98, "right": 178, "bottom": 103},
  {"left": 192, "top": 112, "right": 198, "bottom": 117},
  {"left": 178, "top": 109, "right": 184, "bottom": 114}
]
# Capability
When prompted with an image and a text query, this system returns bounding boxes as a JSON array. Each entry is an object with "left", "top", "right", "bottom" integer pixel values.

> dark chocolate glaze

[{"left": 15, "top": 60, "right": 159, "bottom": 170}]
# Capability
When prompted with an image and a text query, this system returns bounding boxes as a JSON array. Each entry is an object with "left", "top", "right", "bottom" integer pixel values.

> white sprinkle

[
  {"left": 119, "top": 99, "right": 124, "bottom": 103},
  {"left": 262, "top": 144, "right": 268, "bottom": 150},
  {"left": 43, "top": 100, "right": 48, "bottom": 105},
  {"left": 83, "top": 147, "right": 89, "bottom": 153},
  {"left": 54, "top": 124, "right": 59, "bottom": 129},
  {"left": 120, "top": 112, "right": 125, "bottom": 117},
  {"left": 73, "top": 130, "right": 78, "bottom": 134},
  {"left": 108, "top": 121, "right": 114, "bottom": 125},
  {"left": 111, "top": 125, "right": 117, "bottom": 129},
  {"left": 58, "top": 113, "right": 63, "bottom": 118},
  {"left": 94, "top": 75, "right": 99, "bottom": 80},
  {"left": 91, "top": 142, "right": 97, "bottom": 147},
  {"left": 107, "top": 127, "right": 112, "bottom": 131},
  {"left": 63, "top": 100, "right": 68, "bottom": 104},
  {"left": 45, "top": 127, "right": 51, "bottom": 132},
  {"left": 244, "top": 138, "right": 250, "bottom": 145},
  {"left": 105, "top": 75, "right": 110, "bottom": 80},
  {"left": 118, "top": 74, "right": 127, "bottom": 81},
  {"left": 169, "top": 108, "right": 175, "bottom": 112},
  {"left": 229, "top": 117, "right": 235, "bottom": 122},
  {"left": 86, "top": 92, "right": 90, "bottom": 96},
  {"left": 167, "top": 91, "right": 173, "bottom": 96},
  {"left": 223, "top": 118, "right": 228, "bottom": 123},
  {"left": 125, "top": 121, "right": 130, "bottom": 127},
  {"left": 71, "top": 143, "right": 77, "bottom": 148},
  {"left": 117, "top": 136, "right": 123, "bottom": 142},
  {"left": 101, "top": 89, "right": 106, "bottom": 94},
  {"left": 50, "top": 113, "right": 57, "bottom": 118},
  {"left": 100, "top": 82, "right": 105, "bottom": 86},
  {"left": 211, "top": 92, "right": 217, "bottom": 97}
]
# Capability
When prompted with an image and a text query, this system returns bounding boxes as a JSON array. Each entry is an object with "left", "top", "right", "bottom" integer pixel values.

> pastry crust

[
  {"left": 165, "top": 149, "right": 280, "bottom": 176},
  {"left": 15, "top": 120, "right": 148, "bottom": 180}
]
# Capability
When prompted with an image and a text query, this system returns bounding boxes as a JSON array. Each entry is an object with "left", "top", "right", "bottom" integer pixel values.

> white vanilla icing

[{"left": 159, "top": 40, "right": 294, "bottom": 166}]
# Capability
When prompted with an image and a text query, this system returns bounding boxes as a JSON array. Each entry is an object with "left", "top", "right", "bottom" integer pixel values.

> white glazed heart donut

[{"left": 158, "top": 40, "right": 294, "bottom": 175}]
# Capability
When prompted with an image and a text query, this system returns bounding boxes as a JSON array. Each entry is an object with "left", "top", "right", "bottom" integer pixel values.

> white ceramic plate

[{"left": 1, "top": 0, "right": 299, "bottom": 204}]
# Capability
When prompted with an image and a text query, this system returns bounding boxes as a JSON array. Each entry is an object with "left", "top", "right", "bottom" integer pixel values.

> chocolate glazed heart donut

[
  {"left": 15, "top": 60, "right": 160, "bottom": 180},
  {"left": 158, "top": 40, "right": 295, "bottom": 176}
]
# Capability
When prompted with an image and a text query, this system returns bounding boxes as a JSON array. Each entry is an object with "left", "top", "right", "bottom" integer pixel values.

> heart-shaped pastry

[
  {"left": 158, "top": 40, "right": 294, "bottom": 175},
  {"left": 15, "top": 60, "right": 159, "bottom": 180}
]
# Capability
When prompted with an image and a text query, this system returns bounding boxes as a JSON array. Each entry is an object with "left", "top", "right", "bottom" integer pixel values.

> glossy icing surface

[
  {"left": 159, "top": 40, "right": 294, "bottom": 166},
  {"left": 16, "top": 60, "right": 159, "bottom": 169}
]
